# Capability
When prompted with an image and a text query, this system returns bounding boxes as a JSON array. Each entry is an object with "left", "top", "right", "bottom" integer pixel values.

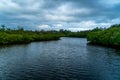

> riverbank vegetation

[
  {"left": 0, "top": 25, "right": 64, "bottom": 45},
  {"left": 0, "top": 25, "right": 92, "bottom": 45},
  {"left": 58, "top": 29, "right": 91, "bottom": 38},
  {"left": 87, "top": 24, "right": 120, "bottom": 48},
  {"left": 1, "top": 24, "right": 120, "bottom": 48}
]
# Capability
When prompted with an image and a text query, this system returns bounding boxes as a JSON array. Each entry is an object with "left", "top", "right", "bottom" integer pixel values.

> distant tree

[
  {"left": 91, "top": 27, "right": 103, "bottom": 31},
  {"left": 59, "top": 29, "right": 64, "bottom": 32},
  {"left": 7, "top": 28, "right": 11, "bottom": 31},
  {"left": 17, "top": 26, "right": 24, "bottom": 31},
  {"left": 59, "top": 29, "right": 71, "bottom": 33},
  {"left": 0, "top": 25, "right": 6, "bottom": 31},
  {"left": 110, "top": 24, "right": 120, "bottom": 28},
  {"left": 40, "top": 29, "right": 45, "bottom": 32}
]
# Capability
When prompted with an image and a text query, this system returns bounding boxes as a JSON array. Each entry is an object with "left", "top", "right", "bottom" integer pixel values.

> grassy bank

[
  {"left": 87, "top": 24, "right": 120, "bottom": 48},
  {"left": 1, "top": 24, "right": 120, "bottom": 47},
  {"left": 0, "top": 26, "right": 64, "bottom": 45},
  {"left": 0, "top": 25, "right": 110, "bottom": 45},
  {"left": 0, "top": 26, "right": 90, "bottom": 45}
]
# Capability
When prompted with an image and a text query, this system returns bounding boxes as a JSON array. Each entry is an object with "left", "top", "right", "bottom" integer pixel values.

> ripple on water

[{"left": 0, "top": 38, "right": 120, "bottom": 80}]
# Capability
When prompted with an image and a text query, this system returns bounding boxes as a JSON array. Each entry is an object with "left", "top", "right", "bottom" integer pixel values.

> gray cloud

[{"left": 0, "top": 0, "right": 120, "bottom": 31}]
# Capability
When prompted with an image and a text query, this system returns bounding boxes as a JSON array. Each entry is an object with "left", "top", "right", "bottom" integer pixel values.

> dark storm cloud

[{"left": 0, "top": 0, "right": 120, "bottom": 31}]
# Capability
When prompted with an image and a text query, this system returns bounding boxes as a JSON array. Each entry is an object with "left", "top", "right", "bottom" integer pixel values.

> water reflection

[{"left": 0, "top": 37, "right": 119, "bottom": 80}]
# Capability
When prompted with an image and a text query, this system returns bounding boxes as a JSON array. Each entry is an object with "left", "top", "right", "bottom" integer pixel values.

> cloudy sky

[{"left": 0, "top": 0, "right": 120, "bottom": 31}]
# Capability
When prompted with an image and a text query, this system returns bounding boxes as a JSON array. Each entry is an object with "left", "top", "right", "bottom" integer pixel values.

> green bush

[{"left": 87, "top": 25, "right": 120, "bottom": 47}]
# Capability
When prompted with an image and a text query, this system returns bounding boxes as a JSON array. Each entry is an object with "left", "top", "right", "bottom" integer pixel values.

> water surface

[{"left": 0, "top": 37, "right": 120, "bottom": 80}]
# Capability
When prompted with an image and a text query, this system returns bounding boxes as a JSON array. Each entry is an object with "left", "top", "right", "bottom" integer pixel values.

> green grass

[
  {"left": 1, "top": 24, "right": 120, "bottom": 48},
  {"left": 0, "top": 29, "right": 63, "bottom": 45},
  {"left": 87, "top": 24, "right": 120, "bottom": 47}
]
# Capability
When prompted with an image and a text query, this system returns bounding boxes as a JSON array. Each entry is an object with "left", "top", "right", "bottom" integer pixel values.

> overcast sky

[{"left": 0, "top": 0, "right": 120, "bottom": 31}]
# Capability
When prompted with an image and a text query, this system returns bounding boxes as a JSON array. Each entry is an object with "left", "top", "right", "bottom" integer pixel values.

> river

[{"left": 0, "top": 37, "right": 120, "bottom": 80}]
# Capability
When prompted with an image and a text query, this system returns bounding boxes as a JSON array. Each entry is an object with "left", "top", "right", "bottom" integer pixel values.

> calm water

[{"left": 0, "top": 37, "right": 120, "bottom": 80}]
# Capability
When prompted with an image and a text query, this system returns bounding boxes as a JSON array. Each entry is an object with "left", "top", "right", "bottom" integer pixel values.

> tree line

[
  {"left": 0, "top": 24, "right": 120, "bottom": 48},
  {"left": 0, "top": 25, "right": 91, "bottom": 45},
  {"left": 87, "top": 24, "right": 120, "bottom": 48},
  {"left": 0, "top": 25, "right": 63, "bottom": 44}
]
